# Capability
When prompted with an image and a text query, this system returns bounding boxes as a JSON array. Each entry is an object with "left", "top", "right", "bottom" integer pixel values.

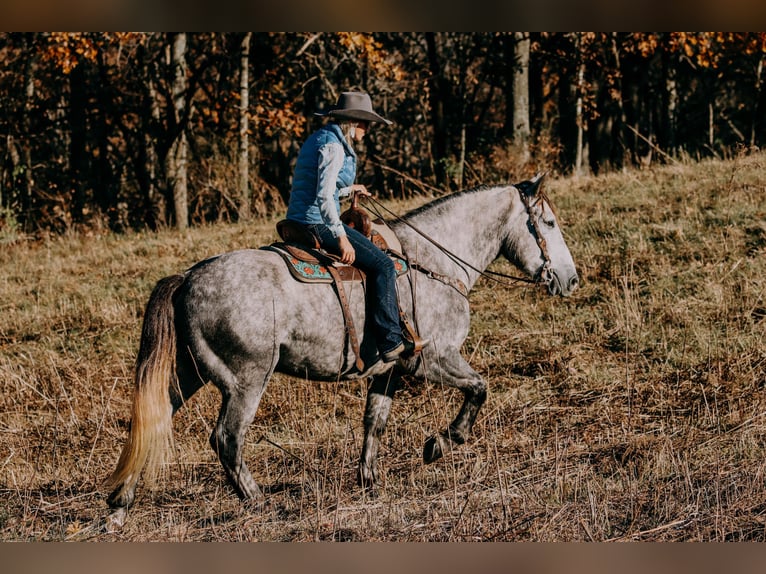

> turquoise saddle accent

[{"left": 265, "top": 243, "right": 409, "bottom": 284}]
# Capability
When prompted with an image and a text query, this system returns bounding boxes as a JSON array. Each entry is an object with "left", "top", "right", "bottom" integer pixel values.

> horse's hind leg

[
  {"left": 170, "top": 348, "right": 208, "bottom": 413},
  {"left": 211, "top": 387, "right": 266, "bottom": 500},
  {"left": 209, "top": 359, "right": 276, "bottom": 501},
  {"left": 358, "top": 371, "right": 400, "bottom": 488},
  {"left": 422, "top": 349, "right": 487, "bottom": 464}
]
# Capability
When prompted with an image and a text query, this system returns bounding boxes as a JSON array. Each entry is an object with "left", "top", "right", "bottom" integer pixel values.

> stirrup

[
  {"left": 382, "top": 337, "right": 430, "bottom": 363},
  {"left": 405, "top": 334, "right": 429, "bottom": 356}
]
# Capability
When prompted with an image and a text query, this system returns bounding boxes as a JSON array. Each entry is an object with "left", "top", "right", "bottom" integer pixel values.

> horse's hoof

[
  {"left": 243, "top": 495, "right": 267, "bottom": 512},
  {"left": 106, "top": 487, "right": 134, "bottom": 510},
  {"left": 357, "top": 465, "right": 377, "bottom": 490},
  {"left": 237, "top": 484, "right": 265, "bottom": 502},
  {"left": 423, "top": 435, "right": 444, "bottom": 464},
  {"left": 104, "top": 507, "right": 128, "bottom": 532}
]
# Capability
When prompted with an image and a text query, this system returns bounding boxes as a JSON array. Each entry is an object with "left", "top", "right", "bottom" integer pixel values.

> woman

[{"left": 285, "top": 91, "right": 424, "bottom": 363}]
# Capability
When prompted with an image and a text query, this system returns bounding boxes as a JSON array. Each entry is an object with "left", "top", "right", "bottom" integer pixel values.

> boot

[{"left": 382, "top": 337, "right": 431, "bottom": 363}]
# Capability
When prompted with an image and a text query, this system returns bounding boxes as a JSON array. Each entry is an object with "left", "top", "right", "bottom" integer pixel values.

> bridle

[
  {"left": 363, "top": 187, "right": 554, "bottom": 296},
  {"left": 517, "top": 187, "right": 554, "bottom": 287}
]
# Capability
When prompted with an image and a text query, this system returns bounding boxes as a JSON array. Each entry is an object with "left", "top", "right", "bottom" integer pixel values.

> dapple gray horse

[{"left": 105, "top": 174, "right": 578, "bottom": 511}]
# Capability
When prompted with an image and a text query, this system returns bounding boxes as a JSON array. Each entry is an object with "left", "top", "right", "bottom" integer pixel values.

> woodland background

[{"left": 1, "top": 31, "right": 765, "bottom": 237}]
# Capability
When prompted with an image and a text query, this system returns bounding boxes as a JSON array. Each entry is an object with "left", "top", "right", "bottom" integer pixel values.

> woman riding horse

[{"left": 285, "top": 91, "right": 427, "bottom": 363}]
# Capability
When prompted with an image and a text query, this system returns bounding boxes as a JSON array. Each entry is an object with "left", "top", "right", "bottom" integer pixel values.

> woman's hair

[{"left": 338, "top": 121, "right": 357, "bottom": 146}]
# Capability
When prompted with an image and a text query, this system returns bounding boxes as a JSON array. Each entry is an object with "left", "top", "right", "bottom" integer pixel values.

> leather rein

[{"left": 363, "top": 189, "right": 553, "bottom": 297}]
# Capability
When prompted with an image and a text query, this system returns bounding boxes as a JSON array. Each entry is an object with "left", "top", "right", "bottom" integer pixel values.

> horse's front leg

[
  {"left": 357, "top": 371, "right": 400, "bottom": 488},
  {"left": 422, "top": 349, "right": 487, "bottom": 464}
]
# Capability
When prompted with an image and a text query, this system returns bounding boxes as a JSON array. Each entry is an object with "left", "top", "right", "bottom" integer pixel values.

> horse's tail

[{"left": 105, "top": 274, "right": 185, "bottom": 508}]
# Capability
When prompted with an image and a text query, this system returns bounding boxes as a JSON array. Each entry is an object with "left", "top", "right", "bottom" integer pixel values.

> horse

[{"left": 104, "top": 174, "right": 579, "bottom": 512}]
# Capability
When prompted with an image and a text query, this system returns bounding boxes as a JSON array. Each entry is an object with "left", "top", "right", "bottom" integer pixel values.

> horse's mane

[{"left": 402, "top": 185, "right": 506, "bottom": 221}]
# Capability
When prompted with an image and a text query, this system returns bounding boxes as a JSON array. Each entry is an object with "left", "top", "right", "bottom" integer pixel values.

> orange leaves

[
  {"left": 630, "top": 33, "right": 659, "bottom": 57},
  {"left": 201, "top": 105, "right": 221, "bottom": 126},
  {"left": 738, "top": 32, "right": 766, "bottom": 54},
  {"left": 625, "top": 33, "right": 766, "bottom": 69},
  {"left": 673, "top": 32, "right": 720, "bottom": 68},
  {"left": 337, "top": 32, "right": 404, "bottom": 81},
  {"left": 253, "top": 93, "right": 306, "bottom": 138},
  {"left": 44, "top": 32, "right": 98, "bottom": 74},
  {"left": 669, "top": 32, "right": 766, "bottom": 68},
  {"left": 43, "top": 32, "right": 145, "bottom": 74}
]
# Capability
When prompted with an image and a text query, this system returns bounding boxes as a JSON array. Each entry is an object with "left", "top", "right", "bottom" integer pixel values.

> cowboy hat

[{"left": 316, "top": 91, "right": 393, "bottom": 125}]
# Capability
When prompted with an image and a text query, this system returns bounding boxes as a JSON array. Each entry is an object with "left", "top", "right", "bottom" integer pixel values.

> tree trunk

[
  {"left": 425, "top": 33, "right": 449, "bottom": 186},
  {"left": 528, "top": 33, "right": 544, "bottom": 137},
  {"left": 660, "top": 38, "right": 678, "bottom": 156},
  {"left": 574, "top": 35, "right": 586, "bottom": 176},
  {"left": 166, "top": 33, "right": 189, "bottom": 230},
  {"left": 751, "top": 55, "right": 764, "bottom": 148},
  {"left": 69, "top": 64, "right": 88, "bottom": 222},
  {"left": 238, "top": 32, "right": 252, "bottom": 220},
  {"left": 137, "top": 38, "right": 162, "bottom": 228},
  {"left": 558, "top": 49, "right": 578, "bottom": 170},
  {"left": 20, "top": 33, "right": 36, "bottom": 221},
  {"left": 609, "top": 32, "right": 628, "bottom": 169},
  {"left": 96, "top": 50, "right": 115, "bottom": 220},
  {"left": 456, "top": 122, "right": 466, "bottom": 188},
  {"left": 512, "top": 32, "right": 531, "bottom": 164}
]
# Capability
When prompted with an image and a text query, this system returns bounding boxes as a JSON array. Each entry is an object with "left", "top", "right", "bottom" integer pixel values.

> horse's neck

[{"left": 395, "top": 187, "right": 516, "bottom": 291}]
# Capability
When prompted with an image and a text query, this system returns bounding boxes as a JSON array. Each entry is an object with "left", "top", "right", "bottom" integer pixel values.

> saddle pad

[{"left": 264, "top": 243, "right": 409, "bottom": 284}]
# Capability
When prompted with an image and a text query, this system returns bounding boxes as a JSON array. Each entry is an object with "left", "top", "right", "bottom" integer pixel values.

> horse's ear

[{"left": 515, "top": 172, "right": 546, "bottom": 198}]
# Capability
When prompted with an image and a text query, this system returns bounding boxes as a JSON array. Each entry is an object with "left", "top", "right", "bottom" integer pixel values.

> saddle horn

[{"left": 340, "top": 191, "right": 373, "bottom": 237}]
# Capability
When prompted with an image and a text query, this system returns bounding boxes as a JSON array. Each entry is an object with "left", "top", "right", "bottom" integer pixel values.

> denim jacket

[{"left": 285, "top": 123, "right": 357, "bottom": 238}]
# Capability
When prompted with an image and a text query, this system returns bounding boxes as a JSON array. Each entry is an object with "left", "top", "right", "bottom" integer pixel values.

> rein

[{"left": 363, "top": 191, "right": 550, "bottom": 294}]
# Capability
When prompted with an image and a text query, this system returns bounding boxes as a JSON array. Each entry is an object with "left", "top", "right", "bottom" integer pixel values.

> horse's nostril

[{"left": 569, "top": 275, "right": 580, "bottom": 290}]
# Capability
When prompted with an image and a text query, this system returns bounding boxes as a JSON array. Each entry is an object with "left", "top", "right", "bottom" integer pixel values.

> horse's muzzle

[{"left": 547, "top": 269, "right": 579, "bottom": 297}]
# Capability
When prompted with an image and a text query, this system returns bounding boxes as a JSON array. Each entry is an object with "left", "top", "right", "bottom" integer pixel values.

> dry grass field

[{"left": 1, "top": 152, "right": 766, "bottom": 541}]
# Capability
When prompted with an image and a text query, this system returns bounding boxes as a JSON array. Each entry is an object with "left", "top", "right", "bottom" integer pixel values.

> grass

[{"left": 1, "top": 151, "right": 766, "bottom": 540}]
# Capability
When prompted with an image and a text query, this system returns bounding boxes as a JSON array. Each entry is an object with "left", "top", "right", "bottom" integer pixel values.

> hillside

[{"left": 1, "top": 151, "right": 765, "bottom": 541}]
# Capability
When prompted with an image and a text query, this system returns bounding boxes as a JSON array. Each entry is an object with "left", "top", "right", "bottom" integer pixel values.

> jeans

[{"left": 307, "top": 223, "right": 403, "bottom": 354}]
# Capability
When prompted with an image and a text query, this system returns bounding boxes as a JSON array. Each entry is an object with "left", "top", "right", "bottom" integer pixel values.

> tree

[
  {"left": 19, "top": 34, "right": 36, "bottom": 220},
  {"left": 512, "top": 32, "right": 531, "bottom": 164},
  {"left": 573, "top": 35, "right": 588, "bottom": 175},
  {"left": 136, "top": 34, "right": 163, "bottom": 228},
  {"left": 166, "top": 33, "right": 189, "bottom": 230},
  {"left": 238, "top": 32, "right": 252, "bottom": 220},
  {"left": 2, "top": 32, "right": 765, "bottom": 235},
  {"left": 424, "top": 33, "right": 450, "bottom": 186}
]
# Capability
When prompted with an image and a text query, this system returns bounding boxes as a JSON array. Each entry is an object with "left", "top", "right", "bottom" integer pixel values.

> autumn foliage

[{"left": 0, "top": 32, "right": 765, "bottom": 235}]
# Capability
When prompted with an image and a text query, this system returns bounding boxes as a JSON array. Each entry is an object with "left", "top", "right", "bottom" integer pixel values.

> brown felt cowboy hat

[{"left": 316, "top": 91, "right": 393, "bottom": 125}]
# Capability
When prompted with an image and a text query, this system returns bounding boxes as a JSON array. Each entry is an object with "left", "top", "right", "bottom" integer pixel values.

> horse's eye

[{"left": 542, "top": 217, "right": 556, "bottom": 229}]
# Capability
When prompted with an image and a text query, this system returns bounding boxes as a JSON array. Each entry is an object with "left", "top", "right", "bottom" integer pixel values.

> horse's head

[{"left": 504, "top": 173, "right": 579, "bottom": 297}]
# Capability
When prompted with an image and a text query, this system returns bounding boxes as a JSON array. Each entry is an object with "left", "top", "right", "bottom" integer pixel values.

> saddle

[{"left": 267, "top": 197, "right": 424, "bottom": 372}]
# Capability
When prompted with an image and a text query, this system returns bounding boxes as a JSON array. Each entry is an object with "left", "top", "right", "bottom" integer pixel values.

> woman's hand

[
  {"left": 350, "top": 184, "right": 371, "bottom": 198},
  {"left": 338, "top": 235, "right": 355, "bottom": 264}
]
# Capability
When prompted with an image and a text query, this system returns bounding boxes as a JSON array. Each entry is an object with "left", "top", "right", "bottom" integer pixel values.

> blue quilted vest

[{"left": 286, "top": 123, "right": 357, "bottom": 227}]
